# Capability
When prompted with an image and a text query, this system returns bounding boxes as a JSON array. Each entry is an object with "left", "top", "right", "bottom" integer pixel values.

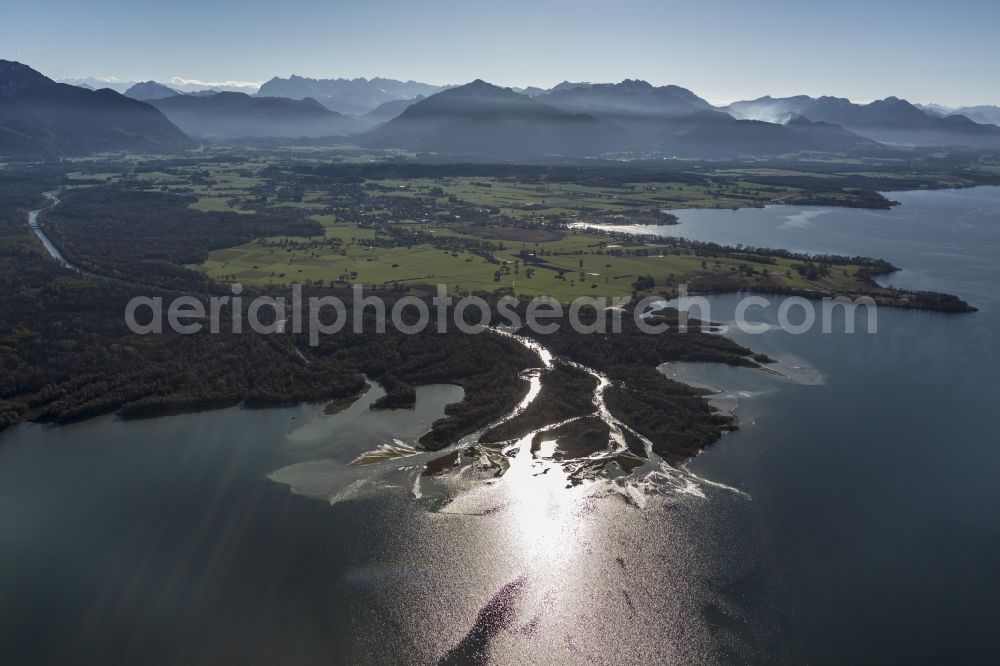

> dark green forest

[{"left": 0, "top": 171, "right": 538, "bottom": 447}]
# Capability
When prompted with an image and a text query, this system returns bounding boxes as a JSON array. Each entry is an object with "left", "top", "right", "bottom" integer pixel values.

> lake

[{"left": 2, "top": 187, "right": 999, "bottom": 664}]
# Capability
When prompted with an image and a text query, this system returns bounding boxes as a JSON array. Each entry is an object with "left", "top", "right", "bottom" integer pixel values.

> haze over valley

[{"left": 5, "top": 60, "right": 1000, "bottom": 157}]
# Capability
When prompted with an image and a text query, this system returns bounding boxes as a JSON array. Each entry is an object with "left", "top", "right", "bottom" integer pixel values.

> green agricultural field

[
  {"left": 58, "top": 151, "right": 977, "bottom": 308},
  {"left": 197, "top": 219, "right": 881, "bottom": 303},
  {"left": 366, "top": 176, "right": 800, "bottom": 216}
]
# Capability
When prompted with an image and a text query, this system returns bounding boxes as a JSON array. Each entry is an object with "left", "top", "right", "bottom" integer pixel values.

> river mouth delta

[{"left": 3, "top": 175, "right": 1000, "bottom": 664}]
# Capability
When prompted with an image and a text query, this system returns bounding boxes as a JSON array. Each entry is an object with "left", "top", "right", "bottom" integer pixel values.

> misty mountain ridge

[
  {"left": 541, "top": 79, "right": 714, "bottom": 118},
  {"left": 257, "top": 75, "right": 444, "bottom": 115},
  {"left": 359, "top": 79, "right": 877, "bottom": 158},
  {"left": 727, "top": 95, "right": 1000, "bottom": 147},
  {"left": 917, "top": 103, "right": 1000, "bottom": 127},
  {"left": 56, "top": 77, "right": 134, "bottom": 94},
  {"left": 548, "top": 81, "right": 595, "bottom": 94},
  {"left": 359, "top": 79, "right": 627, "bottom": 156},
  {"left": 124, "top": 81, "right": 233, "bottom": 101},
  {"left": 0, "top": 60, "right": 193, "bottom": 157},
  {"left": 125, "top": 81, "right": 182, "bottom": 101},
  {"left": 57, "top": 77, "right": 259, "bottom": 95},
  {"left": 148, "top": 91, "right": 365, "bottom": 139},
  {"left": 6, "top": 61, "right": 1000, "bottom": 159},
  {"left": 536, "top": 79, "right": 725, "bottom": 150},
  {"left": 666, "top": 111, "right": 878, "bottom": 158},
  {"left": 362, "top": 96, "right": 425, "bottom": 123}
]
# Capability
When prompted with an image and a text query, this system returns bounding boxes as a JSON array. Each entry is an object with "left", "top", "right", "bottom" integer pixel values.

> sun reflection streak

[{"left": 499, "top": 435, "right": 587, "bottom": 567}]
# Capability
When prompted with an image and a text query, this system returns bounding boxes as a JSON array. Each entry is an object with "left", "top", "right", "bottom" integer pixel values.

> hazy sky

[{"left": 4, "top": 0, "right": 998, "bottom": 106}]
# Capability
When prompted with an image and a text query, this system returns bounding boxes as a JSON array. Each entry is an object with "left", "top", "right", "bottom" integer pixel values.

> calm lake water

[{"left": 2, "top": 187, "right": 999, "bottom": 664}]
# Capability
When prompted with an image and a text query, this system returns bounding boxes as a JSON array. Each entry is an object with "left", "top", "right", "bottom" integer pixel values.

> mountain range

[
  {"left": 361, "top": 80, "right": 879, "bottom": 157},
  {"left": 0, "top": 61, "right": 192, "bottom": 158},
  {"left": 919, "top": 103, "right": 1000, "bottom": 127},
  {"left": 726, "top": 95, "right": 1000, "bottom": 148},
  {"left": 256, "top": 75, "right": 444, "bottom": 115},
  {"left": 57, "top": 76, "right": 259, "bottom": 95},
  {"left": 125, "top": 81, "right": 183, "bottom": 101},
  {"left": 5, "top": 61, "right": 1000, "bottom": 160},
  {"left": 360, "top": 80, "right": 627, "bottom": 156},
  {"left": 540, "top": 79, "right": 714, "bottom": 117},
  {"left": 147, "top": 92, "right": 364, "bottom": 139}
]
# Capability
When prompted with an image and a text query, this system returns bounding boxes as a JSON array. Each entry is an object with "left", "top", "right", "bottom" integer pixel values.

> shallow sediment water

[{"left": 2, "top": 187, "right": 999, "bottom": 664}]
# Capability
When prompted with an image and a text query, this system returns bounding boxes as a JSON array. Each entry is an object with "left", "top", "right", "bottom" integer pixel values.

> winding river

[{"left": 27, "top": 192, "right": 80, "bottom": 272}]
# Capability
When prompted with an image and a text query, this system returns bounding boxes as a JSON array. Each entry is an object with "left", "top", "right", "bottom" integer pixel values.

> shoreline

[{"left": 322, "top": 382, "right": 371, "bottom": 415}]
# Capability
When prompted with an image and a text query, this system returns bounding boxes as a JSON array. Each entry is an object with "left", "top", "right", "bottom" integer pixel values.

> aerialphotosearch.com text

[{"left": 125, "top": 283, "right": 878, "bottom": 345}]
